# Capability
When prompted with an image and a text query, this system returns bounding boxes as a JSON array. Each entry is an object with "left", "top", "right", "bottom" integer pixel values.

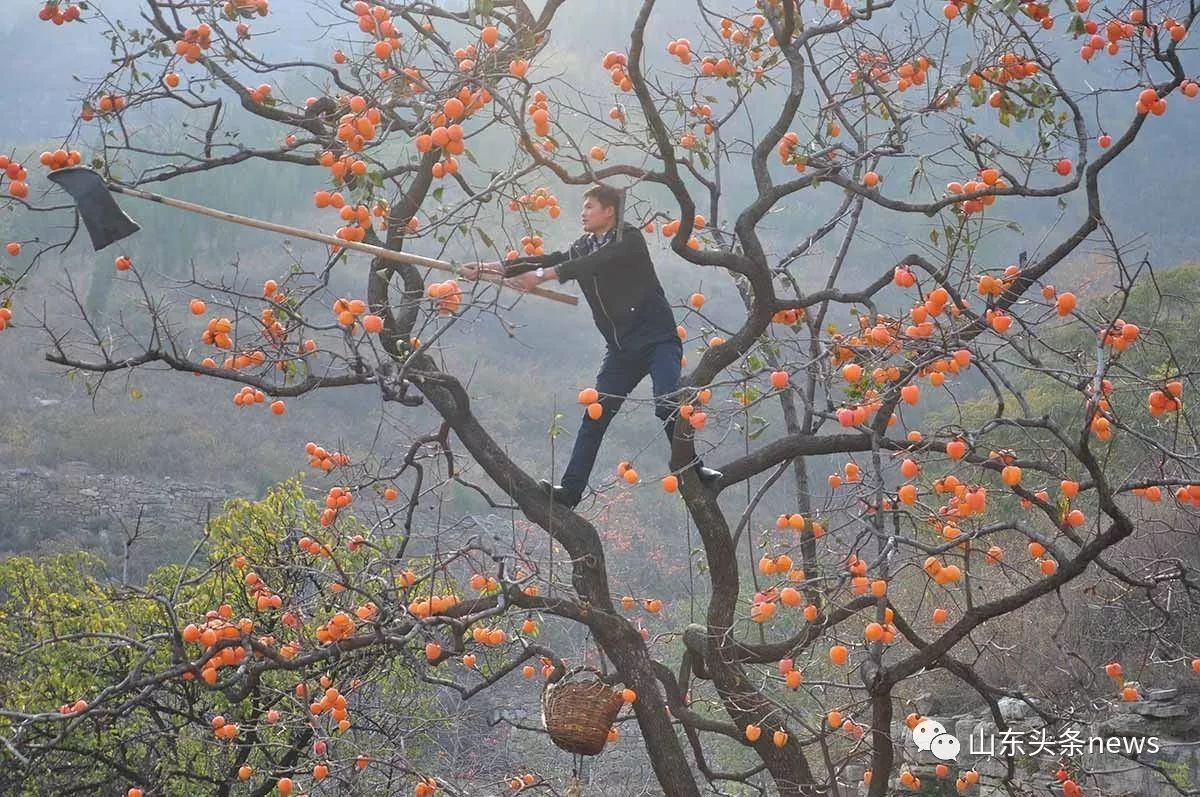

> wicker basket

[{"left": 541, "top": 665, "right": 625, "bottom": 756}]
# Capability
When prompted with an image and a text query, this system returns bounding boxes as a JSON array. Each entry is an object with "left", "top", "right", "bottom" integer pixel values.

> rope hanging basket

[{"left": 541, "top": 665, "right": 625, "bottom": 756}]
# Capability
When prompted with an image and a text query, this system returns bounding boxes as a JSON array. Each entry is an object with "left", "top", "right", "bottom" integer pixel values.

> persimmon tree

[{"left": 2, "top": 0, "right": 1200, "bottom": 796}]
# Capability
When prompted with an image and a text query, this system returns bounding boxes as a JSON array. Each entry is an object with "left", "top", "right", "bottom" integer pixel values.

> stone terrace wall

[{"left": 0, "top": 460, "right": 244, "bottom": 580}]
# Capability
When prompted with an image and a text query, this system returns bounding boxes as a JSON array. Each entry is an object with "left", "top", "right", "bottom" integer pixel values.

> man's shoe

[
  {"left": 694, "top": 462, "right": 723, "bottom": 484},
  {"left": 538, "top": 479, "right": 581, "bottom": 508}
]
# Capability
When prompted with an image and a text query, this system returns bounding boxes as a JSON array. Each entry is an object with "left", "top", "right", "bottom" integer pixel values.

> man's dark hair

[{"left": 583, "top": 184, "right": 623, "bottom": 215}]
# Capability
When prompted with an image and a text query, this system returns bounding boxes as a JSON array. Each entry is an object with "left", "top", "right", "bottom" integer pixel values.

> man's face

[{"left": 581, "top": 196, "right": 615, "bottom": 234}]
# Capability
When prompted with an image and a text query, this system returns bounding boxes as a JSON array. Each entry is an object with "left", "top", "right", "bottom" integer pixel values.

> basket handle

[{"left": 550, "top": 664, "right": 614, "bottom": 687}]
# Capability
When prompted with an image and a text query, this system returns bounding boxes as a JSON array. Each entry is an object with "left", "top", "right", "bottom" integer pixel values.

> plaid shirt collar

[{"left": 585, "top": 226, "right": 618, "bottom": 253}]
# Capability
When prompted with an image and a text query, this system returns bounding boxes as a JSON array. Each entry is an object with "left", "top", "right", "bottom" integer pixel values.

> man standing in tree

[{"left": 461, "top": 185, "right": 722, "bottom": 508}]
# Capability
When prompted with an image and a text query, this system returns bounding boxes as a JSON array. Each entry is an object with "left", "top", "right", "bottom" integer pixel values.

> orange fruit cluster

[
  {"left": 315, "top": 146, "right": 373, "bottom": 185},
  {"left": 258, "top": 306, "right": 287, "bottom": 349},
  {"left": 1078, "top": 15, "right": 1149, "bottom": 63},
  {"left": 834, "top": 397, "right": 891, "bottom": 428},
  {"left": 0, "top": 306, "right": 11, "bottom": 333},
  {"left": 426, "top": 280, "right": 462, "bottom": 315},
  {"left": 58, "top": 698, "right": 88, "bottom": 715},
  {"left": 525, "top": 89, "right": 555, "bottom": 141},
  {"left": 774, "top": 513, "right": 825, "bottom": 539},
  {"left": 298, "top": 532, "right": 333, "bottom": 556},
  {"left": 38, "top": 148, "right": 82, "bottom": 170},
  {"left": 450, "top": 41, "right": 479, "bottom": 72},
  {"left": 942, "top": 0, "right": 976, "bottom": 19},
  {"left": 182, "top": 607, "right": 256, "bottom": 684},
  {"left": 2, "top": 155, "right": 30, "bottom": 198},
  {"left": 977, "top": 264, "right": 1020, "bottom": 298},
  {"left": 305, "top": 441, "right": 350, "bottom": 472},
  {"left": 924, "top": 556, "right": 963, "bottom": 585},
  {"left": 699, "top": 53, "right": 737, "bottom": 78},
  {"left": 331, "top": 297, "right": 368, "bottom": 327},
  {"left": 39, "top": 2, "right": 82, "bottom": 23},
  {"left": 971, "top": 53, "right": 1039, "bottom": 100},
  {"left": 818, "top": 0, "right": 853, "bottom": 19},
  {"left": 509, "top": 187, "right": 560, "bottom": 218},
  {"left": 416, "top": 87, "right": 489, "bottom": 171},
  {"left": 666, "top": 38, "right": 696, "bottom": 66},
  {"left": 336, "top": 95, "right": 383, "bottom": 150},
  {"left": 232, "top": 385, "right": 266, "bottom": 407},
  {"left": 916, "top": 350, "right": 972, "bottom": 390},
  {"left": 776, "top": 130, "right": 803, "bottom": 170},
  {"left": 246, "top": 83, "right": 272, "bottom": 104},
  {"left": 1136, "top": 86, "right": 1169, "bottom": 116},
  {"left": 351, "top": 2, "right": 401, "bottom": 62},
  {"left": 864, "top": 617, "right": 898, "bottom": 644},
  {"left": 1170, "top": 484, "right": 1200, "bottom": 507},
  {"left": 757, "top": 553, "right": 795, "bottom": 575},
  {"left": 219, "top": 349, "right": 266, "bottom": 371},
  {"left": 946, "top": 166, "right": 1008, "bottom": 215},
  {"left": 942, "top": 481, "right": 990, "bottom": 521},
  {"left": 470, "top": 626, "right": 509, "bottom": 646},
  {"left": 719, "top": 12, "right": 775, "bottom": 57},
  {"left": 211, "top": 714, "right": 239, "bottom": 740},
  {"left": 244, "top": 570, "right": 284, "bottom": 611},
  {"left": 222, "top": 0, "right": 269, "bottom": 18},
  {"left": 519, "top": 233, "right": 545, "bottom": 256},
  {"left": 201, "top": 316, "right": 234, "bottom": 349},
  {"left": 749, "top": 598, "right": 776, "bottom": 624},
  {"left": 772, "top": 307, "right": 803, "bottom": 325},
  {"left": 865, "top": 54, "right": 933, "bottom": 93},
  {"left": 1148, "top": 380, "right": 1183, "bottom": 417},
  {"left": 408, "top": 593, "right": 460, "bottom": 618},
  {"left": 308, "top": 683, "right": 352, "bottom": 732},
  {"left": 689, "top": 101, "right": 715, "bottom": 137},
  {"left": 1102, "top": 318, "right": 1140, "bottom": 350},
  {"left": 468, "top": 573, "right": 500, "bottom": 592},
  {"left": 320, "top": 486, "right": 353, "bottom": 526},
  {"left": 602, "top": 51, "right": 632, "bottom": 91},
  {"left": 987, "top": 308, "right": 1014, "bottom": 334},
  {"left": 175, "top": 23, "right": 215, "bottom": 63},
  {"left": 508, "top": 774, "right": 539, "bottom": 790},
  {"left": 1060, "top": 778, "right": 1083, "bottom": 797},
  {"left": 658, "top": 218, "right": 701, "bottom": 249},
  {"left": 315, "top": 611, "right": 358, "bottom": 644},
  {"left": 1019, "top": 1, "right": 1055, "bottom": 28}
]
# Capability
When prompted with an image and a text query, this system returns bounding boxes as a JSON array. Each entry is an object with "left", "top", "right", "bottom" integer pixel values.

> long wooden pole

[{"left": 107, "top": 183, "right": 578, "bottom": 306}]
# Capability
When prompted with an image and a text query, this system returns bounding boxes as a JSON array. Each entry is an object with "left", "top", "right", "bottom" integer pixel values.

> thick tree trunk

[
  {"left": 597, "top": 628, "right": 703, "bottom": 797},
  {"left": 407, "top": 368, "right": 704, "bottom": 796},
  {"left": 685, "top": 489, "right": 820, "bottom": 795}
]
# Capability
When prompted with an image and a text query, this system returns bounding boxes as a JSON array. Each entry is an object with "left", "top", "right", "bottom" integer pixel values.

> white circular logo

[{"left": 913, "top": 719, "right": 960, "bottom": 761}]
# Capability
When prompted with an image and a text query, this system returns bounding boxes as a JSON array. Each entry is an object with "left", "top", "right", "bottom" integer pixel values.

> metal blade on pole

[{"left": 46, "top": 167, "right": 141, "bottom": 250}]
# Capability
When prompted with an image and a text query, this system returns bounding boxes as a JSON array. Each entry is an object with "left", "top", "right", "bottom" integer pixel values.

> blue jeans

[{"left": 560, "top": 336, "right": 686, "bottom": 496}]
